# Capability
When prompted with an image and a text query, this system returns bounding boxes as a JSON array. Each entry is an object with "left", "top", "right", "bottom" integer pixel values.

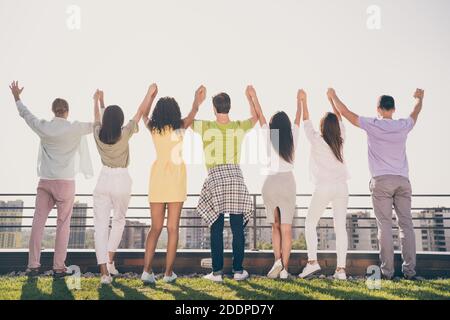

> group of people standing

[{"left": 9, "top": 80, "right": 424, "bottom": 285}]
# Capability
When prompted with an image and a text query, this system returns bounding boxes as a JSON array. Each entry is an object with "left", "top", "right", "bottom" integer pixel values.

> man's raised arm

[
  {"left": 410, "top": 88, "right": 425, "bottom": 124},
  {"left": 246, "top": 85, "right": 266, "bottom": 126},
  {"left": 185, "top": 85, "right": 206, "bottom": 129},
  {"left": 9, "top": 81, "right": 44, "bottom": 136},
  {"left": 327, "top": 88, "right": 360, "bottom": 127}
]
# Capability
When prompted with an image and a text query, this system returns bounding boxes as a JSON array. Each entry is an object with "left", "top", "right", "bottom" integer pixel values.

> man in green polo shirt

[{"left": 192, "top": 89, "right": 258, "bottom": 283}]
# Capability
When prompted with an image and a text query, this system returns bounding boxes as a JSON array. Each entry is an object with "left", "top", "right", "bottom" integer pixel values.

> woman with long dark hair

[
  {"left": 92, "top": 85, "right": 157, "bottom": 285},
  {"left": 246, "top": 86, "right": 301, "bottom": 279},
  {"left": 298, "top": 89, "right": 350, "bottom": 280},
  {"left": 141, "top": 85, "right": 206, "bottom": 284}
]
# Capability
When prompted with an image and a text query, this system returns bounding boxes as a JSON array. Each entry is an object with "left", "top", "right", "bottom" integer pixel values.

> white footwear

[
  {"left": 100, "top": 275, "right": 112, "bottom": 285},
  {"left": 279, "top": 269, "right": 289, "bottom": 279},
  {"left": 333, "top": 269, "right": 347, "bottom": 280},
  {"left": 299, "top": 262, "right": 321, "bottom": 279},
  {"left": 204, "top": 272, "right": 223, "bottom": 283},
  {"left": 163, "top": 272, "right": 178, "bottom": 283},
  {"left": 234, "top": 270, "right": 249, "bottom": 281},
  {"left": 141, "top": 271, "right": 156, "bottom": 284},
  {"left": 107, "top": 262, "right": 119, "bottom": 276},
  {"left": 267, "top": 259, "right": 283, "bottom": 279}
]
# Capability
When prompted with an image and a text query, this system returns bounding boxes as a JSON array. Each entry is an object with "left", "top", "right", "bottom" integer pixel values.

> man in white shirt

[{"left": 9, "top": 81, "right": 93, "bottom": 278}]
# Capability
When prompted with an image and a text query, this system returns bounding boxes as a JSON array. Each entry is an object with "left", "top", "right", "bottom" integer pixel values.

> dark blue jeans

[{"left": 210, "top": 214, "right": 245, "bottom": 274}]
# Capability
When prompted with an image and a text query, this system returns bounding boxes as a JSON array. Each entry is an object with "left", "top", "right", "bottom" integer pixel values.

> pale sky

[{"left": 1, "top": 0, "right": 450, "bottom": 209}]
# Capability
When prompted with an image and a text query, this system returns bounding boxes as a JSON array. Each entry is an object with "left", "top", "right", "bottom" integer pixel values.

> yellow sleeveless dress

[{"left": 148, "top": 128, "right": 187, "bottom": 203}]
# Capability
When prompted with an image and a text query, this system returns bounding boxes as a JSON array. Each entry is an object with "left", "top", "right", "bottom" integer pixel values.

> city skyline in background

[
  {"left": 1, "top": 198, "right": 449, "bottom": 252},
  {"left": 1, "top": 0, "right": 450, "bottom": 196}
]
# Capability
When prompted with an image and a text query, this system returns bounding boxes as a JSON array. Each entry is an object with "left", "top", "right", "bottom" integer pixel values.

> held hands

[
  {"left": 93, "top": 89, "right": 104, "bottom": 102},
  {"left": 194, "top": 85, "right": 207, "bottom": 107},
  {"left": 148, "top": 83, "right": 158, "bottom": 100},
  {"left": 245, "top": 85, "right": 257, "bottom": 100},
  {"left": 297, "top": 89, "right": 307, "bottom": 103},
  {"left": 327, "top": 88, "right": 337, "bottom": 100},
  {"left": 9, "top": 81, "right": 24, "bottom": 102},
  {"left": 414, "top": 88, "right": 425, "bottom": 101}
]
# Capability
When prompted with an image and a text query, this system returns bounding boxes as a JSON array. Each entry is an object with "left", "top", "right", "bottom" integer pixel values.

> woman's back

[
  {"left": 94, "top": 120, "right": 138, "bottom": 168},
  {"left": 303, "top": 119, "right": 349, "bottom": 184},
  {"left": 151, "top": 127, "right": 185, "bottom": 163}
]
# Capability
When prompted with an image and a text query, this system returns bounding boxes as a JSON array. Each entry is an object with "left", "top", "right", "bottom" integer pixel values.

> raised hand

[
  {"left": 414, "top": 88, "right": 425, "bottom": 101},
  {"left": 410, "top": 88, "right": 425, "bottom": 123},
  {"left": 148, "top": 83, "right": 158, "bottom": 99},
  {"left": 327, "top": 88, "right": 336, "bottom": 100},
  {"left": 9, "top": 81, "right": 24, "bottom": 102},
  {"left": 297, "top": 89, "right": 307, "bottom": 103},
  {"left": 98, "top": 90, "right": 104, "bottom": 103},
  {"left": 246, "top": 85, "right": 257, "bottom": 100},
  {"left": 93, "top": 89, "right": 102, "bottom": 101},
  {"left": 194, "top": 85, "right": 207, "bottom": 107}
]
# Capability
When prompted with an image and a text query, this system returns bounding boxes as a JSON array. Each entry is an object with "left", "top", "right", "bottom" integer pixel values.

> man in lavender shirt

[{"left": 328, "top": 88, "right": 425, "bottom": 280}]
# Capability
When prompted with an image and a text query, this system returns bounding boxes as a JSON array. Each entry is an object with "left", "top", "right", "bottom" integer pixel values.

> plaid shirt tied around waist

[{"left": 196, "top": 164, "right": 254, "bottom": 227}]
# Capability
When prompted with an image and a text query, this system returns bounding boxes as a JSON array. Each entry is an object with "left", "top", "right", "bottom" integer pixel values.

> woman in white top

[
  {"left": 298, "top": 89, "right": 350, "bottom": 280},
  {"left": 246, "top": 86, "right": 301, "bottom": 279}
]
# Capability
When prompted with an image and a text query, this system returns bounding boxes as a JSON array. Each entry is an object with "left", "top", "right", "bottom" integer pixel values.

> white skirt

[{"left": 262, "top": 171, "right": 296, "bottom": 225}]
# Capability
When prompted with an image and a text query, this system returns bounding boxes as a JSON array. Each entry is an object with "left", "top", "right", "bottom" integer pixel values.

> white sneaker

[
  {"left": 299, "top": 262, "right": 321, "bottom": 279},
  {"left": 100, "top": 275, "right": 112, "bottom": 285},
  {"left": 163, "top": 272, "right": 178, "bottom": 283},
  {"left": 107, "top": 262, "right": 119, "bottom": 276},
  {"left": 333, "top": 269, "right": 347, "bottom": 280},
  {"left": 204, "top": 272, "right": 223, "bottom": 283},
  {"left": 234, "top": 270, "right": 249, "bottom": 281},
  {"left": 141, "top": 271, "right": 156, "bottom": 284},
  {"left": 267, "top": 259, "right": 283, "bottom": 279},
  {"left": 279, "top": 269, "right": 289, "bottom": 279}
]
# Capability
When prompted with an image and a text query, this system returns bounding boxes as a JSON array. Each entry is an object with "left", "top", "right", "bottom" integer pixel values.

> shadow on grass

[
  {"left": 98, "top": 279, "right": 150, "bottom": 300},
  {"left": 223, "top": 280, "right": 274, "bottom": 300},
  {"left": 380, "top": 281, "right": 450, "bottom": 300},
  {"left": 423, "top": 281, "right": 450, "bottom": 294},
  {"left": 246, "top": 281, "right": 311, "bottom": 300},
  {"left": 20, "top": 277, "right": 74, "bottom": 300},
  {"left": 297, "top": 280, "right": 386, "bottom": 300},
  {"left": 169, "top": 282, "right": 219, "bottom": 300}
]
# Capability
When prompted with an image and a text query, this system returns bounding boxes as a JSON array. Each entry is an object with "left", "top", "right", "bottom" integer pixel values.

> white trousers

[
  {"left": 93, "top": 167, "right": 132, "bottom": 265},
  {"left": 305, "top": 182, "right": 349, "bottom": 268}
]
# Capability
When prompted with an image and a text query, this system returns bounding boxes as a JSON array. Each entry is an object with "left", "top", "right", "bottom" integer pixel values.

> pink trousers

[{"left": 28, "top": 179, "right": 75, "bottom": 270}]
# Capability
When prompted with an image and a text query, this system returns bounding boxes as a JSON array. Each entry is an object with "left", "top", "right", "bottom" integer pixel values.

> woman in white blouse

[
  {"left": 298, "top": 89, "right": 350, "bottom": 280},
  {"left": 246, "top": 86, "right": 301, "bottom": 279}
]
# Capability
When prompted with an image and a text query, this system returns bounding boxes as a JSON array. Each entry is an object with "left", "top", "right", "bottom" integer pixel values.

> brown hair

[
  {"left": 212, "top": 93, "right": 231, "bottom": 114},
  {"left": 320, "top": 113, "right": 344, "bottom": 163},
  {"left": 52, "top": 98, "right": 69, "bottom": 117}
]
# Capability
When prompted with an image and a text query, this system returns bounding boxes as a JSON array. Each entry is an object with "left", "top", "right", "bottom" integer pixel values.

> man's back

[
  {"left": 193, "top": 119, "right": 254, "bottom": 169},
  {"left": 359, "top": 116, "right": 415, "bottom": 178},
  {"left": 17, "top": 100, "right": 93, "bottom": 179}
]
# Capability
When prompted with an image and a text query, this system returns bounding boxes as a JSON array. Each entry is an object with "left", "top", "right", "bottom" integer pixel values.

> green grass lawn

[{"left": 0, "top": 276, "right": 449, "bottom": 300}]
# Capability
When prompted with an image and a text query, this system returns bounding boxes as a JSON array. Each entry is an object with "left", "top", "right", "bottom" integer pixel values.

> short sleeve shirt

[
  {"left": 94, "top": 120, "right": 139, "bottom": 168},
  {"left": 193, "top": 119, "right": 255, "bottom": 169},
  {"left": 359, "top": 116, "right": 415, "bottom": 178}
]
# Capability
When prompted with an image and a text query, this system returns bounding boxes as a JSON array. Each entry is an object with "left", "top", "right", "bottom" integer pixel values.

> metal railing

[{"left": 1, "top": 193, "right": 450, "bottom": 251}]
